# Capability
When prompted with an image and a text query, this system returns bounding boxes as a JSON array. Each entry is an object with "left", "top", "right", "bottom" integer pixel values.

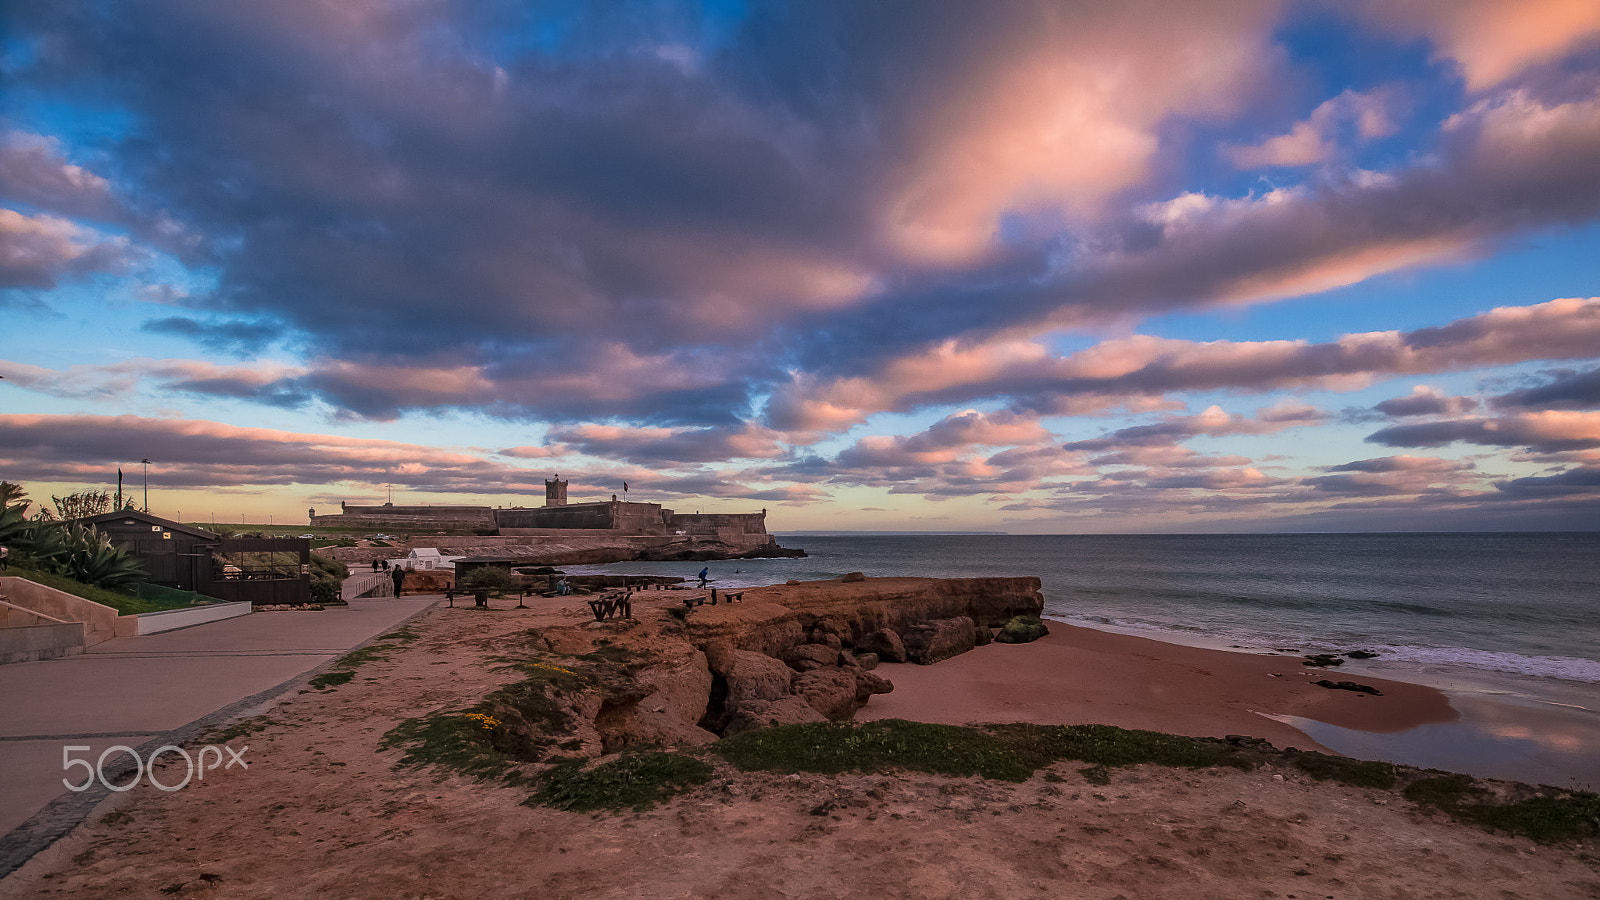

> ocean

[{"left": 563, "top": 532, "right": 1600, "bottom": 785}]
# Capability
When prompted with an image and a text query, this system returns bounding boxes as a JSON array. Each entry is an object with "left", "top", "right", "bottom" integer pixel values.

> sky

[{"left": 2, "top": 0, "right": 1600, "bottom": 534}]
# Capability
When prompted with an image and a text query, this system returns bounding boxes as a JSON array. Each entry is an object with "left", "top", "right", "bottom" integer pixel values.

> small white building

[{"left": 393, "top": 548, "right": 467, "bottom": 571}]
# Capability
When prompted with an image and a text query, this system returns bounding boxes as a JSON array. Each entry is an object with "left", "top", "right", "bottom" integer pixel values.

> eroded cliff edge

[{"left": 513, "top": 576, "right": 1045, "bottom": 757}]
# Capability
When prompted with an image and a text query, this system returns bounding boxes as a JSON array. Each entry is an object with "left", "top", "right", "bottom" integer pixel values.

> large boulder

[
  {"left": 995, "top": 615, "right": 1050, "bottom": 644},
  {"left": 783, "top": 643, "right": 839, "bottom": 672},
  {"left": 853, "top": 669, "right": 893, "bottom": 703},
  {"left": 794, "top": 668, "right": 860, "bottom": 720},
  {"left": 903, "top": 616, "right": 978, "bottom": 664},
  {"left": 793, "top": 666, "right": 895, "bottom": 720},
  {"left": 857, "top": 628, "right": 907, "bottom": 663},
  {"left": 723, "top": 696, "right": 827, "bottom": 736},
  {"left": 724, "top": 650, "right": 794, "bottom": 705}
]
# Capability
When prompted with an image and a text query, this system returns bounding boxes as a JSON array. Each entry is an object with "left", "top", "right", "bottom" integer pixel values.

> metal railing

[{"left": 343, "top": 572, "right": 393, "bottom": 600}]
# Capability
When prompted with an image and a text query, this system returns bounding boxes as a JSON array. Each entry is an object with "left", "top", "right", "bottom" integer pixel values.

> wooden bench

[
  {"left": 445, "top": 588, "right": 490, "bottom": 608},
  {"left": 683, "top": 589, "right": 744, "bottom": 609},
  {"left": 588, "top": 591, "right": 633, "bottom": 621}
]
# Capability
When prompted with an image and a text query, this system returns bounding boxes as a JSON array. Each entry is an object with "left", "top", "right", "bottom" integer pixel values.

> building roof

[
  {"left": 407, "top": 548, "right": 443, "bottom": 559},
  {"left": 76, "top": 510, "right": 220, "bottom": 542}
]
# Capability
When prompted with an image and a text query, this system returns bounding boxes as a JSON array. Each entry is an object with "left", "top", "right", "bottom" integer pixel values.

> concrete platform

[{"left": 0, "top": 596, "right": 437, "bottom": 873}]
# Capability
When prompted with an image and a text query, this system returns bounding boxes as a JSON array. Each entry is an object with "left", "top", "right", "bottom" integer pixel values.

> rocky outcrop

[
  {"left": 995, "top": 615, "right": 1049, "bottom": 644},
  {"left": 724, "top": 696, "right": 827, "bottom": 737},
  {"left": 793, "top": 667, "right": 894, "bottom": 720},
  {"left": 724, "top": 650, "right": 794, "bottom": 706},
  {"left": 902, "top": 616, "right": 978, "bottom": 665},
  {"left": 858, "top": 629, "right": 907, "bottom": 663},
  {"left": 783, "top": 644, "right": 839, "bottom": 671},
  {"left": 679, "top": 577, "right": 1043, "bottom": 658},
  {"left": 531, "top": 577, "right": 1043, "bottom": 749}
]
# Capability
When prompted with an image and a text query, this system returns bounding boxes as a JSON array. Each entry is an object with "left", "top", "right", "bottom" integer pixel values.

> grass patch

[
  {"left": 717, "top": 720, "right": 1252, "bottom": 784},
  {"left": 203, "top": 715, "right": 272, "bottom": 745},
  {"left": 6, "top": 566, "right": 184, "bottom": 615},
  {"left": 333, "top": 645, "right": 392, "bottom": 669},
  {"left": 305, "top": 632, "right": 415, "bottom": 692},
  {"left": 989, "top": 723, "right": 1254, "bottom": 771},
  {"left": 1402, "top": 774, "right": 1600, "bottom": 842},
  {"left": 381, "top": 708, "right": 527, "bottom": 783},
  {"left": 1286, "top": 751, "right": 1398, "bottom": 789},
  {"left": 719, "top": 720, "right": 1042, "bottom": 781},
  {"left": 531, "top": 751, "right": 714, "bottom": 812},
  {"left": 309, "top": 671, "right": 356, "bottom": 690},
  {"left": 384, "top": 648, "right": 636, "bottom": 783}
]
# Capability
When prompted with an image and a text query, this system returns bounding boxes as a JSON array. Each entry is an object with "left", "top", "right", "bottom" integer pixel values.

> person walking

[
  {"left": 391, "top": 565, "right": 405, "bottom": 597},
  {"left": 698, "top": 566, "right": 709, "bottom": 588}
]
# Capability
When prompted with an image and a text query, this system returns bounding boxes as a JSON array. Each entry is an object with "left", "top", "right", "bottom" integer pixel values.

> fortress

[{"left": 309, "top": 478, "right": 789, "bottom": 562}]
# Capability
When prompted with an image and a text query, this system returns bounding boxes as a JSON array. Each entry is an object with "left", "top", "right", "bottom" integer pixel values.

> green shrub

[
  {"left": 532, "top": 752, "right": 713, "bottom": 812},
  {"left": 459, "top": 566, "right": 521, "bottom": 596}
]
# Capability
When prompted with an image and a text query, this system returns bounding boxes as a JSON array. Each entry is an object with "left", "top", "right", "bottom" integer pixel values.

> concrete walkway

[{"left": 0, "top": 596, "right": 437, "bottom": 874}]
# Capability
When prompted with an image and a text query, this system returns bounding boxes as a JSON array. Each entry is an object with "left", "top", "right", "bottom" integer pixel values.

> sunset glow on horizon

[{"left": 3, "top": 1, "right": 1599, "bottom": 532}]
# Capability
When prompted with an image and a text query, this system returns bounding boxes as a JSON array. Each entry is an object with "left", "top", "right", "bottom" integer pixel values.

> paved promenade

[{"left": 0, "top": 595, "right": 437, "bottom": 876}]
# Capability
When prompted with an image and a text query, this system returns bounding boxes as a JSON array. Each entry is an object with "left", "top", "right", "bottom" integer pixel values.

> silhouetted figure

[{"left": 391, "top": 566, "right": 405, "bottom": 597}]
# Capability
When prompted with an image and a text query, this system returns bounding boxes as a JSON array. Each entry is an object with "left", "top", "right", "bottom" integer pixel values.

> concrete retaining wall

[
  {"left": 0, "top": 577, "right": 119, "bottom": 646},
  {"left": 124, "top": 601, "right": 253, "bottom": 636},
  {"left": 0, "top": 621, "right": 85, "bottom": 665}
]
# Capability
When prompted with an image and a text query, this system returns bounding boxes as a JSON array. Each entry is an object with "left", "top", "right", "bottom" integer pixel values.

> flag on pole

[{"left": 623, "top": 481, "right": 628, "bottom": 492}]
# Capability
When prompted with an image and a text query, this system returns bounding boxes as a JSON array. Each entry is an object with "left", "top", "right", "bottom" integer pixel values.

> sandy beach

[
  {"left": 3, "top": 586, "right": 1596, "bottom": 899},
  {"left": 859, "top": 624, "right": 1460, "bottom": 750}
]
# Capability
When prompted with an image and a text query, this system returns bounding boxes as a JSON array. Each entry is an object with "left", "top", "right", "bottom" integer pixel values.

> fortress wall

[
  {"left": 312, "top": 504, "right": 497, "bottom": 530},
  {"left": 309, "top": 513, "right": 495, "bottom": 530},
  {"left": 340, "top": 505, "right": 492, "bottom": 518},
  {"left": 495, "top": 501, "right": 670, "bottom": 532},
  {"left": 496, "top": 503, "right": 614, "bottom": 530},
  {"left": 664, "top": 511, "right": 767, "bottom": 535}
]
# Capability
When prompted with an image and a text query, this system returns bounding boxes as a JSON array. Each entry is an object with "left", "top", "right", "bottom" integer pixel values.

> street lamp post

[{"left": 140, "top": 458, "right": 151, "bottom": 512}]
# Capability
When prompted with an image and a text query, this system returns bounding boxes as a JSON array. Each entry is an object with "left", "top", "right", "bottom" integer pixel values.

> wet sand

[{"left": 859, "top": 623, "right": 1460, "bottom": 753}]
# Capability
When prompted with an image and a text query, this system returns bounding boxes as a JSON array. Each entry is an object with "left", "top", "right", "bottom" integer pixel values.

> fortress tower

[{"left": 545, "top": 477, "right": 568, "bottom": 507}]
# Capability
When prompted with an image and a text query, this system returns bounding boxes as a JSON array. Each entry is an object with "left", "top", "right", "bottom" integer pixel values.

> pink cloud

[
  {"left": 0, "top": 131, "right": 123, "bottom": 223},
  {"left": 0, "top": 208, "right": 139, "bottom": 288},
  {"left": 879, "top": 0, "right": 1281, "bottom": 263},
  {"left": 1368, "top": 410, "right": 1600, "bottom": 453},
  {"left": 1374, "top": 385, "right": 1481, "bottom": 418},
  {"left": 1224, "top": 88, "right": 1401, "bottom": 169},
  {"left": 1354, "top": 0, "right": 1600, "bottom": 89},
  {"left": 0, "top": 413, "right": 549, "bottom": 495},
  {"left": 769, "top": 297, "right": 1600, "bottom": 432}
]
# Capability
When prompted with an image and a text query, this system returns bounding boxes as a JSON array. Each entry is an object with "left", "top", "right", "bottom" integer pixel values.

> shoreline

[{"left": 858, "top": 621, "right": 1600, "bottom": 788}]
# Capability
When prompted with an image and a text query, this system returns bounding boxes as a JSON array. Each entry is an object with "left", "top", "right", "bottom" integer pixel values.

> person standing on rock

[
  {"left": 698, "top": 566, "right": 709, "bottom": 588},
  {"left": 391, "top": 565, "right": 405, "bottom": 597}
]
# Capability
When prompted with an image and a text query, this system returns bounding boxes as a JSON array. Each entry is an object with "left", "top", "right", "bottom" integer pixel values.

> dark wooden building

[{"left": 78, "top": 511, "right": 312, "bottom": 606}]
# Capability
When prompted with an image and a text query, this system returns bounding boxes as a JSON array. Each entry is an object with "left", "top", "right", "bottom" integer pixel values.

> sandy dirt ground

[{"left": 3, "top": 594, "right": 1596, "bottom": 899}]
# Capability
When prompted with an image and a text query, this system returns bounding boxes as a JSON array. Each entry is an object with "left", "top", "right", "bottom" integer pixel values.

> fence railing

[{"left": 343, "top": 572, "right": 393, "bottom": 600}]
